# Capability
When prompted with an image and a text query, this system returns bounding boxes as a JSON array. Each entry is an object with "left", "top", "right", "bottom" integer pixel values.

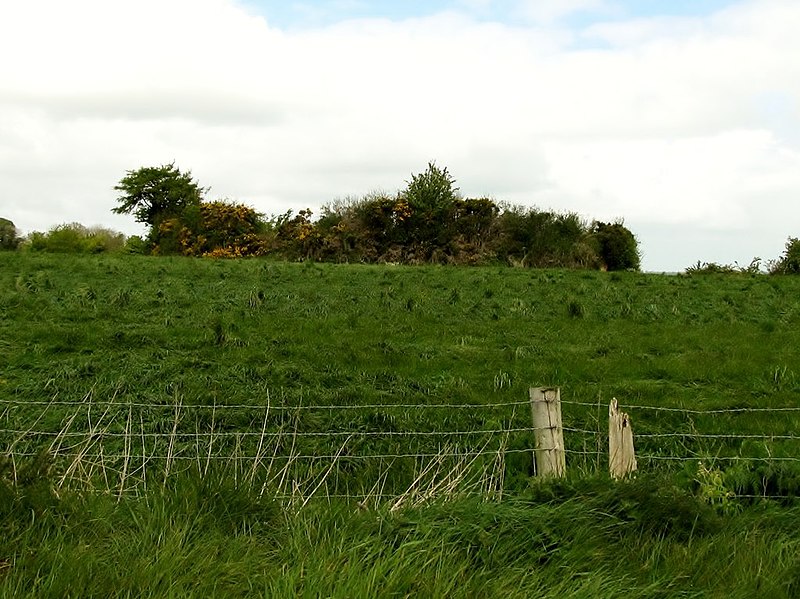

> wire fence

[
  {"left": 0, "top": 394, "right": 535, "bottom": 506},
  {"left": 560, "top": 398, "right": 800, "bottom": 466},
  {"left": 2, "top": 392, "right": 799, "bottom": 504}
]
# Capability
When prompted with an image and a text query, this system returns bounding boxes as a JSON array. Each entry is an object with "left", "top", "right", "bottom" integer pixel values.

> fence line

[
  {"left": 0, "top": 395, "right": 529, "bottom": 503},
  {"left": 2, "top": 392, "right": 799, "bottom": 504}
]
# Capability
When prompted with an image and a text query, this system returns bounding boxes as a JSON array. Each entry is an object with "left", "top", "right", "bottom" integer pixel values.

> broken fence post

[
  {"left": 609, "top": 398, "right": 637, "bottom": 479},
  {"left": 529, "top": 387, "right": 566, "bottom": 477}
]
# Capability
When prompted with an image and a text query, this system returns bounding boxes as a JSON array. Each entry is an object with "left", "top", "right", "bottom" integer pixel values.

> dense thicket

[{"left": 107, "top": 162, "right": 643, "bottom": 270}]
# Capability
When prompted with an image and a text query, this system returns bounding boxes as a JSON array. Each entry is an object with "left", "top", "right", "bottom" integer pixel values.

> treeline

[
  {"left": 108, "top": 162, "right": 640, "bottom": 270},
  {"left": 4, "top": 162, "right": 644, "bottom": 269}
]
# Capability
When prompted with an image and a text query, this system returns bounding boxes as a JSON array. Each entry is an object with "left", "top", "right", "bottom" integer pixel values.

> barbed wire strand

[
  {"left": 6, "top": 448, "right": 537, "bottom": 461},
  {"left": 560, "top": 400, "right": 800, "bottom": 414},
  {"left": 1, "top": 426, "right": 540, "bottom": 439},
  {"left": 5, "top": 397, "right": 799, "bottom": 415},
  {"left": 564, "top": 427, "right": 800, "bottom": 441},
  {"left": 0, "top": 399, "right": 532, "bottom": 411},
  {"left": 638, "top": 455, "right": 800, "bottom": 462}
]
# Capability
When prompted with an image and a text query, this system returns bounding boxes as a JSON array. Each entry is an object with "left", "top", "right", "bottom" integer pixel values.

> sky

[{"left": 1, "top": 0, "right": 798, "bottom": 271}]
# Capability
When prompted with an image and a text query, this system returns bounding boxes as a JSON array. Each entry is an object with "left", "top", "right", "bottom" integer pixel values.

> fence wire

[{"left": 2, "top": 394, "right": 799, "bottom": 503}]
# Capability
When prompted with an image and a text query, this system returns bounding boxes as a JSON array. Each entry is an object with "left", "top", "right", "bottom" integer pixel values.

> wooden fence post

[
  {"left": 529, "top": 387, "right": 566, "bottom": 477},
  {"left": 609, "top": 398, "right": 637, "bottom": 479}
]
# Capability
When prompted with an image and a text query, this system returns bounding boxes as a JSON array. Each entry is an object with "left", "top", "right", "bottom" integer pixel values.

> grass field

[{"left": 1, "top": 252, "right": 799, "bottom": 597}]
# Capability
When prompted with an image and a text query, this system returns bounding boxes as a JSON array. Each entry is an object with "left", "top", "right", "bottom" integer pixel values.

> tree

[
  {"left": 401, "top": 162, "right": 460, "bottom": 250},
  {"left": 112, "top": 163, "right": 205, "bottom": 244},
  {"left": 591, "top": 221, "right": 641, "bottom": 271},
  {"left": 0, "top": 217, "right": 20, "bottom": 250}
]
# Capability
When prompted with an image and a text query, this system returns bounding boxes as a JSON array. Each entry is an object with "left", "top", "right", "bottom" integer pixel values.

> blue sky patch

[{"left": 242, "top": 0, "right": 739, "bottom": 29}]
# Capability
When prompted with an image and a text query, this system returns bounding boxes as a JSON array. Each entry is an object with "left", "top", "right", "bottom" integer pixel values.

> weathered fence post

[
  {"left": 609, "top": 398, "right": 637, "bottom": 479},
  {"left": 529, "top": 387, "right": 566, "bottom": 477}
]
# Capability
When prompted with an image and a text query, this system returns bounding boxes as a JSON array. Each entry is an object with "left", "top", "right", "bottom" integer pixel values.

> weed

[{"left": 567, "top": 300, "right": 584, "bottom": 318}]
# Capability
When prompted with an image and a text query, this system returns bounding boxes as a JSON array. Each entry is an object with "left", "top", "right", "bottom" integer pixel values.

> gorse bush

[{"left": 155, "top": 201, "right": 266, "bottom": 257}]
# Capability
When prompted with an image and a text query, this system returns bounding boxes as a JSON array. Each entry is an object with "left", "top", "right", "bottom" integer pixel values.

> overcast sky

[{"left": 1, "top": 0, "right": 798, "bottom": 271}]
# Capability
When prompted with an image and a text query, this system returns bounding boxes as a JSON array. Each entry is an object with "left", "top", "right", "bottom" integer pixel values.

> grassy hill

[{"left": 1, "top": 253, "right": 799, "bottom": 597}]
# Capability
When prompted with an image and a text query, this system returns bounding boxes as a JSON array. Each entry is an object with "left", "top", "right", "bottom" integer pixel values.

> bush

[
  {"left": 685, "top": 258, "right": 762, "bottom": 275},
  {"left": 591, "top": 221, "right": 641, "bottom": 271},
  {"left": 0, "top": 218, "right": 20, "bottom": 250},
  {"left": 685, "top": 261, "right": 738, "bottom": 275},
  {"left": 490, "top": 206, "right": 596, "bottom": 268},
  {"left": 401, "top": 162, "right": 459, "bottom": 251},
  {"left": 124, "top": 235, "right": 149, "bottom": 255},
  {"left": 24, "top": 223, "right": 126, "bottom": 254},
  {"left": 770, "top": 237, "right": 800, "bottom": 275}
]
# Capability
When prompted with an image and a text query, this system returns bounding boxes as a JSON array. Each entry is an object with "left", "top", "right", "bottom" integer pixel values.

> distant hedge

[{"left": 109, "top": 162, "right": 641, "bottom": 270}]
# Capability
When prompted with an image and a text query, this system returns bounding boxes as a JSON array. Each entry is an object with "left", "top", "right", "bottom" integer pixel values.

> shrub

[
  {"left": 124, "top": 235, "right": 149, "bottom": 254},
  {"left": 490, "top": 206, "right": 596, "bottom": 268},
  {"left": 770, "top": 237, "right": 800, "bottom": 274},
  {"left": 685, "top": 261, "right": 738, "bottom": 275},
  {"left": 401, "top": 161, "right": 459, "bottom": 250},
  {"left": 0, "top": 217, "right": 20, "bottom": 250},
  {"left": 24, "top": 223, "right": 126, "bottom": 254},
  {"left": 685, "top": 258, "right": 762, "bottom": 275},
  {"left": 591, "top": 221, "right": 641, "bottom": 271}
]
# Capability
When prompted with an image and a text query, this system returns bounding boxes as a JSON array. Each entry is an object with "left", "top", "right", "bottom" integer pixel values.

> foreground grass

[
  {"left": 1, "top": 253, "right": 800, "bottom": 596},
  {"left": 2, "top": 466, "right": 799, "bottom": 598}
]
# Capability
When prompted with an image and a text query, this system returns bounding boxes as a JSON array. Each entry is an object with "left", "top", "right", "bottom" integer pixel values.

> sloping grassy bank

[{"left": 1, "top": 253, "right": 799, "bottom": 596}]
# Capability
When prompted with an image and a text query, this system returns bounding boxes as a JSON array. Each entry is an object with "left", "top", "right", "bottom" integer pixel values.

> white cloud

[
  {"left": 0, "top": 0, "right": 799, "bottom": 270},
  {"left": 541, "top": 130, "right": 800, "bottom": 227}
]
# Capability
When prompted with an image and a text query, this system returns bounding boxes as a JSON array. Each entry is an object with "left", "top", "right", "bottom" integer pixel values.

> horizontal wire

[
  {"left": 560, "top": 400, "right": 800, "bottom": 414},
  {"left": 10, "top": 426, "right": 795, "bottom": 443},
  {"left": 5, "top": 445, "right": 796, "bottom": 463},
  {"left": 0, "top": 426, "right": 539, "bottom": 439},
  {"left": 102, "top": 489, "right": 799, "bottom": 502},
  {"left": 564, "top": 426, "right": 800, "bottom": 441},
  {"left": 0, "top": 399, "right": 531, "bottom": 411},
  {"left": 4, "top": 399, "right": 797, "bottom": 415},
  {"left": 6, "top": 448, "right": 535, "bottom": 461},
  {"left": 638, "top": 455, "right": 800, "bottom": 462},
  {"left": 636, "top": 432, "right": 800, "bottom": 440}
]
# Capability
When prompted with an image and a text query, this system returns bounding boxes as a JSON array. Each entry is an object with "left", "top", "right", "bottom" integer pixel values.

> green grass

[{"left": 1, "top": 252, "right": 799, "bottom": 597}]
